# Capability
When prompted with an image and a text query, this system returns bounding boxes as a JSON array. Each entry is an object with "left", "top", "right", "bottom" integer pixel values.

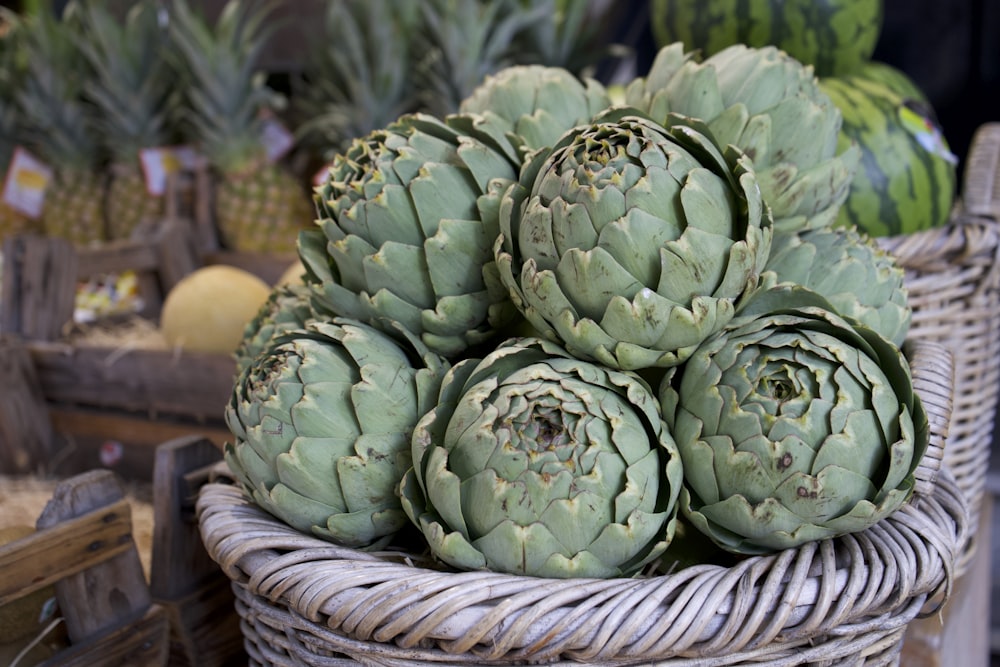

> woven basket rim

[{"left": 197, "top": 340, "right": 969, "bottom": 665}]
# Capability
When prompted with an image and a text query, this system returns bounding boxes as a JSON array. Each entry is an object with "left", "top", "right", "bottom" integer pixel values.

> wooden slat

[
  {"left": 49, "top": 406, "right": 230, "bottom": 448},
  {"left": 28, "top": 342, "right": 236, "bottom": 420},
  {"left": 36, "top": 470, "right": 153, "bottom": 643},
  {"left": 0, "top": 498, "right": 134, "bottom": 607},
  {"left": 151, "top": 436, "right": 245, "bottom": 666},
  {"left": 75, "top": 239, "right": 163, "bottom": 278},
  {"left": 0, "top": 335, "right": 55, "bottom": 474},
  {"left": 202, "top": 249, "right": 299, "bottom": 285},
  {"left": 38, "top": 604, "right": 170, "bottom": 667},
  {"left": 0, "top": 235, "right": 78, "bottom": 340}
]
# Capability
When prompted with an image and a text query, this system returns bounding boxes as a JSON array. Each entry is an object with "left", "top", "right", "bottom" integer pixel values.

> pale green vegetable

[
  {"left": 234, "top": 283, "right": 318, "bottom": 375},
  {"left": 400, "top": 336, "right": 683, "bottom": 578},
  {"left": 494, "top": 109, "right": 772, "bottom": 371},
  {"left": 625, "top": 43, "right": 860, "bottom": 232},
  {"left": 457, "top": 64, "right": 611, "bottom": 158},
  {"left": 660, "top": 289, "right": 928, "bottom": 554},
  {"left": 225, "top": 319, "right": 448, "bottom": 549},
  {"left": 308, "top": 112, "right": 521, "bottom": 359},
  {"left": 764, "top": 225, "right": 911, "bottom": 347}
]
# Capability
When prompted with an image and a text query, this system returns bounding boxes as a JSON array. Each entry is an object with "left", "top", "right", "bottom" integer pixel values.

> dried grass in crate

[{"left": 196, "top": 340, "right": 968, "bottom": 667}]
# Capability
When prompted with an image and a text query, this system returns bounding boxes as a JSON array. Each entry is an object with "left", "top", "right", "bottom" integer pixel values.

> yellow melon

[
  {"left": 160, "top": 265, "right": 271, "bottom": 354},
  {"left": 275, "top": 258, "right": 306, "bottom": 286}
]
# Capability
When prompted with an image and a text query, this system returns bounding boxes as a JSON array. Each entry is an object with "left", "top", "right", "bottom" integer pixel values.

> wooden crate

[
  {"left": 0, "top": 223, "right": 235, "bottom": 479},
  {"left": 0, "top": 469, "right": 169, "bottom": 666},
  {"left": 149, "top": 435, "right": 245, "bottom": 667}
]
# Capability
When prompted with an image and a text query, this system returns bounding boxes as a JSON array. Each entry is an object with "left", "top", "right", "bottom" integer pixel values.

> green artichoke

[
  {"left": 225, "top": 319, "right": 448, "bottom": 549},
  {"left": 457, "top": 64, "right": 611, "bottom": 157},
  {"left": 234, "top": 283, "right": 318, "bottom": 375},
  {"left": 400, "top": 336, "right": 683, "bottom": 578},
  {"left": 660, "top": 292, "right": 928, "bottom": 554},
  {"left": 309, "top": 112, "right": 521, "bottom": 359},
  {"left": 625, "top": 43, "right": 860, "bottom": 233},
  {"left": 764, "top": 226, "right": 911, "bottom": 347},
  {"left": 494, "top": 110, "right": 772, "bottom": 371}
]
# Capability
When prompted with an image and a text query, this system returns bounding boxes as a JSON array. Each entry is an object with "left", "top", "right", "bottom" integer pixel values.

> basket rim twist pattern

[{"left": 197, "top": 339, "right": 969, "bottom": 666}]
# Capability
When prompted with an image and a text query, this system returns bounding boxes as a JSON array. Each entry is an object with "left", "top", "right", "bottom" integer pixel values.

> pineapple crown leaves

[
  {"left": 511, "top": 0, "right": 629, "bottom": 76},
  {"left": 293, "top": 0, "right": 421, "bottom": 157},
  {"left": 75, "top": 0, "right": 178, "bottom": 165},
  {"left": 415, "top": 0, "right": 546, "bottom": 119},
  {"left": 13, "top": 3, "right": 102, "bottom": 171},
  {"left": 0, "top": 10, "right": 26, "bottom": 166},
  {"left": 168, "top": 0, "right": 284, "bottom": 173}
]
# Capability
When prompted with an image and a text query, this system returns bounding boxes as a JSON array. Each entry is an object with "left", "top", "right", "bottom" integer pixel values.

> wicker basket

[
  {"left": 197, "top": 340, "right": 968, "bottom": 667},
  {"left": 877, "top": 123, "right": 1000, "bottom": 572}
]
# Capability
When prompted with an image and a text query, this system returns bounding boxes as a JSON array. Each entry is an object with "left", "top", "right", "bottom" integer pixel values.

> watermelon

[
  {"left": 649, "top": 0, "right": 884, "bottom": 77},
  {"left": 854, "top": 60, "right": 929, "bottom": 104},
  {"left": 818, "top": 74, "right": 957, "bottom": 237}
]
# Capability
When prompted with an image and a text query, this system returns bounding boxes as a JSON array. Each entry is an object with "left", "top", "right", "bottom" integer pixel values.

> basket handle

[
  {"left": 962, "top": 122, "right": 1000, "bottom": 220},
  {"left": 904, "top": 339, "right": 953, "bottom": 498}
]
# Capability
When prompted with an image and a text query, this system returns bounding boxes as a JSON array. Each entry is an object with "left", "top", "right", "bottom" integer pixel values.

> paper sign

[
  {"left": 261, "top": 117, "right": 295, "bottom": 163},
  {"left": 1, "top": 147, "right": 53, "bottom": 218},
  {"left": 139, "top": 145, "right": 202, "bottom": 196}
]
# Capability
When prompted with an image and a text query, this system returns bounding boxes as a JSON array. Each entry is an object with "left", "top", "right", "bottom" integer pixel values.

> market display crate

[
  {"left": 877, "top": 122, "right": 1000, "bottom": 573},
  {"left": 0, "top": 469, "right": 169, "bottom": 666},
  {"left": 0, "top": 224, "right": 235, "bottom": 479},
  {"left": 194, "top": 339, "right": 967, "bottom": 667}
]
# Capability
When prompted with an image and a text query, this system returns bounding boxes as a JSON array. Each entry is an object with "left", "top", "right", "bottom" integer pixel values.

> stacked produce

[
  {"left": 648, "top": 0, "right": 957, "bottom": 237},
  {"left": 224, "top": 38, "right": 933, "bottom": 579}
]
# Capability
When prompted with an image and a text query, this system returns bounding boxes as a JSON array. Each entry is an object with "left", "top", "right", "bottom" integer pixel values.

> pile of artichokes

[{"left": 224, "top": 43, "right": 928, "bottom": 579}]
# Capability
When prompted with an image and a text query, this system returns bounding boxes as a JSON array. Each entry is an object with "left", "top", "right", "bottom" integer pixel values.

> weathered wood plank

[
  {"left": 28, "top": 342, "right": 236, "bottom": 420},
  {"left": 151, "top": 436, "right": 245, "bottom": 666},
  {"left": 36, "top": 470, "right": 153, "bottom": 643},
  {"left": 0, "top": 335, "right": 55, "bottom": 473},
  {"left": 1, "top": 234, "right": 77, "bottom": 340},
  {"left": 37, "top": 604, "right": 169, "bottom": 667},
  {"left": 0, "top": 499, "right": 133, "bottom": 607}
]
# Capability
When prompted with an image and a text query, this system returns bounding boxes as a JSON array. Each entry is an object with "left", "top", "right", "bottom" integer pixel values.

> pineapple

[
  {"left": 169, "top": 0, "right": 312, "bottom": 255},
  {"left": 14, "top": 4, "right": 106, "bottom": 246},
  {"left": 293, "top": 0, "right": 421, "bottom": 161},
  {"left": 414, "top": 0, "right": 541, "bottom": 118},
  {"left": 76, "top": 0, "right": 178, "bottom": 241},
  {"left": 0, "top": 11, "right": 35, "bottom": 244}
]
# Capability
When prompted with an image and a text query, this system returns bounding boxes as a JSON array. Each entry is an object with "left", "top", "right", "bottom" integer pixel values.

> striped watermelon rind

[
  {"left": 818, "top": 75, "right": 957, "bottom": 237},
  {"left": 854, "top": 61, "right": 929, "bottom": 104},
  {"left": 649, "top": 0, "right": 884, "bottom": 78}
]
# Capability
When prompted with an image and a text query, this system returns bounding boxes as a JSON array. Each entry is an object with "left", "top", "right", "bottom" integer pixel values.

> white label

[
  {"left": 139, "top": 145, "right": 205, "bottom": 196},
  {"left": 1, "top": 147, "right": 53, "bottom": 218},
  {"left": 261, "top": 117, "right": 295, "bottom": 163}
]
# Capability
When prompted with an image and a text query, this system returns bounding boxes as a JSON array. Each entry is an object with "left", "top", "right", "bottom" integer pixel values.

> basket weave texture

[
  {"left": 877, "top": 123, "right": 1000, "bottom": 572},
  {"left": 197, "top": 340, "right": 968, "bottom": 667}
]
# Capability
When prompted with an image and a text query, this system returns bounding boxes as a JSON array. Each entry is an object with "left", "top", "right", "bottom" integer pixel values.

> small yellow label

[{"left": 14, "top": 168, "right": 47, "bottom": 190}]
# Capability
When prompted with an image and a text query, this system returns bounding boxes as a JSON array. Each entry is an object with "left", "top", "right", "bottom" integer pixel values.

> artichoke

[
  {"left": 660, "top": 292, "right": 928, "bottom": 554},
  {"left": 764, "top": 226, "right": 911, "bottom": 347},
  {"left": 225, "top": 319, "right": 448, "bottom": 549},
  {"left": 494, "top": 110, "right": 772, "bottom": 371},
  {"left": 625, "top": 43, "right": 860, "bottom": 233},
  {"left": 457, "top": 64, "right": 611, "bottom": 158},
  {"left": 309, "top": 112, "right": 521, "bottom": 359},
  {"left": 234, "top": 283, "right": 318, "bottom": 375},
  {"left": 400, "top": 336, "right": 683, "bottom": 578}
]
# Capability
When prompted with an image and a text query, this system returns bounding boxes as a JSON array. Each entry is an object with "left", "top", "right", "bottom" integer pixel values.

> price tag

[
  {"left": 261, "top": 117, "right": 295, "bottom": 163},
  {"left": 139, "top": 145, "right": 203, "bottom": 195},
  {"left": 1, "top": 147, "right": 53, "bottom": 219}
]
